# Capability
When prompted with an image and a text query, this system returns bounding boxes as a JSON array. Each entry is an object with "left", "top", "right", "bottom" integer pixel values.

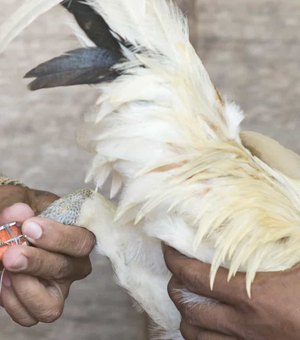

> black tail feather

[
  {"left": 24, "top": 1, "right": 127, "bottom": 90},
  {"left": 61, "top": 0, "right": 121, "bottom": 54},
  {"left": 25, "top": 47, "right": 121, "bottom": 90}
]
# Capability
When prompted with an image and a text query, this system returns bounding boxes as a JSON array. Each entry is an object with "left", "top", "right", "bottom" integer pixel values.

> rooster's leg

[
  {"left": 0, "top": 185, "right": 182, "bottom": 334},
  {"left": 40, "top": 189, "right": 182, "bottom": 336},
  {"left": 39, "top": 189, "right": 95, "bottom": 225}
]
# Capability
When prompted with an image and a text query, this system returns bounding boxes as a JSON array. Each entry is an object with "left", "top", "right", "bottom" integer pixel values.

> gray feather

[
  {"left": 24, "top": 47, "right": 122, "bottom": 90},
  {"left": 61, "top": 0, "right": 122, "bottom": 54}
]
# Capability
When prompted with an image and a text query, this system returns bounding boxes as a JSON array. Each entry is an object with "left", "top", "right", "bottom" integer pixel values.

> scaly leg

[{"left": 41, "top": 189, "right": 181, "bottom": 336}]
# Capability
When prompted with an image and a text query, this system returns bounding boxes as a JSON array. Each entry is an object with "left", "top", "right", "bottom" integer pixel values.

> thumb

[{"left": 241, "top": 131, "right": 300, "bottom": 180}]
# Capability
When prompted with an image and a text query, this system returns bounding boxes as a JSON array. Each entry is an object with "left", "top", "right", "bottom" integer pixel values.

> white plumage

[{"left": 1, "top": 1, "right": 300, "bottom": 338}]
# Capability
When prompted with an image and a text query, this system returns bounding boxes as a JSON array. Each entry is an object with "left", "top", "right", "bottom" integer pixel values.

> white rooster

[{"left": 1, "top": 0, "right": 300, "bottom": 339}]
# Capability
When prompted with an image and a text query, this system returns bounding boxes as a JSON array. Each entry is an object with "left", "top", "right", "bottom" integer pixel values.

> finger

[
  {"left": 168, "top": 277, "right": 241, "bottom": 336},
  {"left": 2, "top": 245, "right": 92, "bottom": 281},
  {"left": 1, "top": 272, "right": 38, "bottom": 327},
  {"left": 22, "top": 217, "right": 96, "bottom": 257},
  {"left": 180, "top": 320, "right": 234, "bottom": 340},
  {"left": 0, "top": 203, "right": 34, "bottom": 225},
  {"left": 163, "top": 246, "right": 247, "bottom": 304},
  {"left": 10, "top": 273, "right": 65, "bottom": 323}
]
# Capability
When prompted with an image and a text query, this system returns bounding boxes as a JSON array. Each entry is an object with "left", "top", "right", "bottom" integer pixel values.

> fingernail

[
  {"left": 23, "top": 221, "right": 43, "bottom": 240},
  {"left": 7, "top": 254, "right": 28, "bottom": 271},
  {"left": 3, "top": 273, "right": 11, "bottom": 288}
]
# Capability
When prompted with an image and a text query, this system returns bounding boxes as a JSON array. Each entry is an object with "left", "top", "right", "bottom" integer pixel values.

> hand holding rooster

[
  {"left": 164, "top": 131, "right": 300, "bottom": 340},
  {"left": 0, "top": 187, "right": 95, "bottom": 326}
]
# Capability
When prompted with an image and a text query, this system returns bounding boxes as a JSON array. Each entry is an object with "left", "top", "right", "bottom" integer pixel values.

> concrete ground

[{"left": 0, "top": 0, "right": 299, "bottom": 339}]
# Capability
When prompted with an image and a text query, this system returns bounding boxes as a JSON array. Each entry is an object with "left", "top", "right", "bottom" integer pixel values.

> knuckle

[
  {"left": 184, "top": 269, "right": 210, "bottom": 297},
  {"left": 180, "top": 303, "right": 195, "bottom": 323},
  {"left": 167, "top": 284, "right": 196, "bottom": 323},
  {"left": 76, "top": 230, "right": 96, "bottom": 257},
  {"left": 55, "top": 256, "right": 73, "bottom": 280},
  {"left": 16, "top": 318, "right": 39, "bottom": 328},
  {"left": 177, "top": 264, "right": 188, "bottom": 283},
  {"left": 179, "top": 262, "right": 200, "bottom": 286},
  {"left": 39, "top": 230, "right": 61, "bottom": 251},
  {"left": 39, "top": 307, "right": 63, "bottom": 323},
  {"left": 38, "top": 301, "right": 64, "bottom": 323},
  {"left": 184, "top": 267, "right": 201, "bottom": 289},
  {"left": 29, "top": 253, "right": 44, "bottom": 274},
  {"left": 42, "top": 220, "right": 66, "bottom": 249},
  {"left": 55, "top": 233, "right": 69, "bottom": 251}
]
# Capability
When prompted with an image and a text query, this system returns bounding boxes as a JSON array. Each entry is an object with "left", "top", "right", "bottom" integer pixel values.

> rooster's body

[{"left": 1, "top": 0, "right": 300, "bottom": 338}]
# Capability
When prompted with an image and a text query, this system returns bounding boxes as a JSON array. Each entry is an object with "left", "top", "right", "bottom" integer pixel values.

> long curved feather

[
  {"left": 61, "top": 0, "right": 121, "bottom": 53},
  {"left": 24, "top": 47, "right": 121, "bottom": 89},
  {"left": 0, "top": 0, "right": 62, "bottom": 53}
]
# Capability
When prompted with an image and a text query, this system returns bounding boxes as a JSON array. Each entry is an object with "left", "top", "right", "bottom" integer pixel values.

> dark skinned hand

[
  {"left": 0, "top": 185, "right": 96, "bottom": 326},
  {"left": 162, "top": 132, "right": 300, "bottom": 340},
  {"left": 163, "top": 245, "right": 300, "bottom": 340},
  {"left": 0, "top": 185, "right": 59, "bottom": 214}
]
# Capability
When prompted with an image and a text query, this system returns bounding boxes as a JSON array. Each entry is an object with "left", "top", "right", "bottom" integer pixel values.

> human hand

[
  {"left": 163, "top": 133, "right": 300, "bottom": 339},
  {"left": 0, "top": 202, "right": 96, "bottom": 326},
  {"left": 0, "top": 184, "right": 59, "bottom": 214},
  {"left": 164, "top": 245, "right": 300, "bottom": 340}
]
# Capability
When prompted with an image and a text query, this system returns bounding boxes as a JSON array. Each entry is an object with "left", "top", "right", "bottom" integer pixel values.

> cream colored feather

[
  {"left": 0, "top": 0, "right": 62, "bottom": 53},
  {"left": 1, "top": 1, "right": 300, "bottom": 339}
]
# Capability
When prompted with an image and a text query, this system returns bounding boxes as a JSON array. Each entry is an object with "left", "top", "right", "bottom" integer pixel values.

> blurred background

[{"left": 0, "top": 0, "right": 299, "bottom": 339}]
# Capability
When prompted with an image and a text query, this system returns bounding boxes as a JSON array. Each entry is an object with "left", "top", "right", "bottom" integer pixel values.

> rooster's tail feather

[{"left": 0, "top": 0, "right": 62, "bottom": 54}]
